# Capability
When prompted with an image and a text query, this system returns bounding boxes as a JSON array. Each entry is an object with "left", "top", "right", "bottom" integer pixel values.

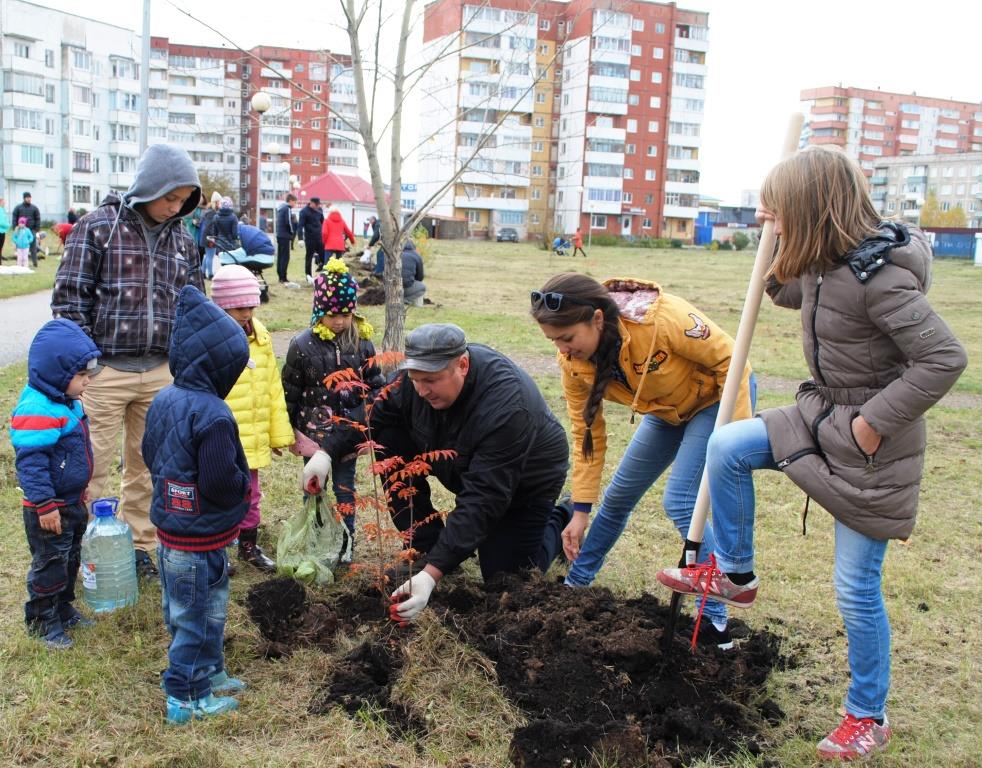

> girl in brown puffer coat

[{"left": 657, "top": 146, "right": 967, "bottom": 762}]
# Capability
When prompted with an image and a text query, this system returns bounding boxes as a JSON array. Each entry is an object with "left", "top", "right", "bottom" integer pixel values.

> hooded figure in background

[{"left": 51, "top": 143, "right": 204, "bottom": 579}]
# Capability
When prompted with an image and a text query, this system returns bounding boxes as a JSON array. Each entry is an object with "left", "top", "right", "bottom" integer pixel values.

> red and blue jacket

[{"left": 11, "top": 319, "right": 100, "bottom": 513}]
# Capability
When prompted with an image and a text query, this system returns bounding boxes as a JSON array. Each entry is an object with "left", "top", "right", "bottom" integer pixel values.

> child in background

[
  {"left": 210, "top": 265, "right": 294, "bottom": 571},
  {"left": 281, "top": 257, "right": 384, "bottom": 539},
  {"left": 657, "top": 146, "right": 967, "bottom": 761},
  {"left": 11, "top": 319, "right": 101, "bottom": 649},
  {"left": 142, "top": 285, "right": 251, "bottom": 724},
  {"left": 13, "top": 216, "right": 34, "bottom": 267}
]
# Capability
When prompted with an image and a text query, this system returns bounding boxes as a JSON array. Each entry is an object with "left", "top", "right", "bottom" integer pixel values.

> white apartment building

[{"left": 870, "top": 153, "right": 982, "bottom": 228}]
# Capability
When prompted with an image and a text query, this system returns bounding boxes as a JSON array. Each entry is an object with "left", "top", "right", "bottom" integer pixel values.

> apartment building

[
  {"left": 0, "top": 1, "right": 356, "bottom": 222},
  {"left": 417, "top": 0, "right": 708, "bottom": 242},
  {"left": 869, "top": 153, "right": 982, "bottom": 228},
  {"left": 800, "top": 85, "right": 982, "bottom": 175}
]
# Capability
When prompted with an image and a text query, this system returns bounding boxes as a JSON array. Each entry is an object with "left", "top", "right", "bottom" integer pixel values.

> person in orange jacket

[
  {"left": 320, "top": 206, "right": 355, "bottom": 266},
  {"left": 572, "top": 227, "right": 586, "bottom": 257}
]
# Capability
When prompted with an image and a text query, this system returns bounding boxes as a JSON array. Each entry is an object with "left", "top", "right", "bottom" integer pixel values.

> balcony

[
  {"left": 1, "top": 54, "right": 46, "bottom": 76},
  {"left": 674, "top": 33, "right": 709, "bottom": 53},
  {"left": 905, "top": 175, "right": 927, "bottom": 184},
  {"left": 584, "top": 150, "right": 624, "bottom": 166},
  {"left": 261, "top": 67, "right": 292, "bottom": 80},
  {"left": 663, "top": 203, "right": 699, "bottom": 219},
  {"left": 665, "top": 180, "right": 699, "bottom": 194},
  {"left": 871, "top": 190, "right": 887, "bottom": 200},
  {"left": 869, "top": 175, "right": 887, "bottom": 185}
]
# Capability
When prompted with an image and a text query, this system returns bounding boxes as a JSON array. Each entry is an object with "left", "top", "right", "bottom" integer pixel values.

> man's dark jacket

[
  {"left": 275, "top": 202, "right": 295, "bottom": 241},
  {"left": 297, "top": 205, "right": 324, "bottom": 245},
  {"left": 12, "top": 200, "right": 41, "bottom": 232},
  {"left": 321, "top": 344, "right": 569, "bottom": 573}
]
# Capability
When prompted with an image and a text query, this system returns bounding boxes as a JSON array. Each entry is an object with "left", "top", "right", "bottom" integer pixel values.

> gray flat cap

[{"left": 402, "top": 323, "right": 468, "bottom": 372}]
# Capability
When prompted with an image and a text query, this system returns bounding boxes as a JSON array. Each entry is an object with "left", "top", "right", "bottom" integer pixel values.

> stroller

[
  {"left": 211, "top": 224, "right": 275, "bottom": 303},
  {"left": 552, "top": 236, "right": 571, "bottom": 257}
]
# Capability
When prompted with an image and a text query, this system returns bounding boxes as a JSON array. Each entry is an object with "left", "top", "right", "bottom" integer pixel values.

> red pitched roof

[{"left": 298, "top": 171, "right": 382, "bottom": 206}]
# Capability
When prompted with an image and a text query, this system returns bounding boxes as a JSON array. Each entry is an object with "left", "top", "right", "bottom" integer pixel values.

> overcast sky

[{"left": 34, "top": 0, "right": 982, "bottom": 204}]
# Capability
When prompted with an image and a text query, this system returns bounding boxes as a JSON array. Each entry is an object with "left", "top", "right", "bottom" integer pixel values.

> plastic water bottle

[{"left": 80, "top": 498, "right": 139, "bottom": 612}]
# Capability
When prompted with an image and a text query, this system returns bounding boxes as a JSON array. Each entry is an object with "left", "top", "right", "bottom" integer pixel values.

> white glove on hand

[
  {"left": 389, "top": 571, "right": 437, "bottom": 625},
  {"left": 301, "top": 450, "right": 332, "bottom": 494}
]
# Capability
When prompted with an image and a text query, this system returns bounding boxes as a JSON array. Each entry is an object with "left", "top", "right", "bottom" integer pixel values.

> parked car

[{"left": 496, "top": 227, "right": 519, "bottom": 242}]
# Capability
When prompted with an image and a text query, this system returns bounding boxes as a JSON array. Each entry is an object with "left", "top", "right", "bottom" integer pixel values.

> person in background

[
  {"left": 275, "top": 193, "right": 297, "bottom": 284},
  {"left": 67, "top": 208, "right": 79, "bottom": 225},
  {"left": 198, "top": 193, "right": 222, "bottom": 281},
  {"left": 12, "top": 217, "right": 34, "bottom": 268},
  {"left": 572, "top": 227, "right": 586, "bottom": 258},
  {"left": 11, "top": 319, "right": 100, "bottom": 650},
  {"left": 211, "top": 265, "right": 293, "bottom": 571},
  {"left": 0, "top": 196, "right": 9, "bottom": 261},
  {"left": 297, "top": 196, "right": 325, "bottom": 281},
  {"left": 12, "top": 192, "right": 41, "bottom": 267},
  {"left": 656, "top": 146, "right": 968, "bottom": 761},
  {"left": 51, "top": 143, "right": 204, "bottom": 580},
  {"left": 142, "top": 286, "right": 250, "bottom": 724},
  {"left": 320, "top": 205, "right": 355, "bottom": 264},
  {"left": 531, "top": 272, "right": 754, "bottom": 649}
]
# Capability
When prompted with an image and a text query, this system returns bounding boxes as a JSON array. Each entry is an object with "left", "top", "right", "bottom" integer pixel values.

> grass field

[{"left": 0, "top": 240, "right": 979, "bottom": 767}]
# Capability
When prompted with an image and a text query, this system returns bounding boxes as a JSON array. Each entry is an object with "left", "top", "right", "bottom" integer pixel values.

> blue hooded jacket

[
  {"left": 11, "top": 319, "right": 101, "bottom": 509},
  {"left": 142, "top": 286, "right": 251, "bottom": 550}
]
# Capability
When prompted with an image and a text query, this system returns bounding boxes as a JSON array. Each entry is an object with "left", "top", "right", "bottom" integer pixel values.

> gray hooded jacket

[{"left": 760, "top": 223, "right": 967, "bottom": 540}]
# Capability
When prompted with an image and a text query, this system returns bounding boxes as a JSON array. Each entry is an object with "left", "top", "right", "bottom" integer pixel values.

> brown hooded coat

[{"left": 760, "top": 223, "right": 967, "bottom": 540}]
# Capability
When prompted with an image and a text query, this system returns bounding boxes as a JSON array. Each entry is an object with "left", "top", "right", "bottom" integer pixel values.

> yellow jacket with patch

[
  {"left": 225, "top": 318, "right": 294, "bottom": 469},
  {"left": 561, "top": 278, "right": 753, "bottom": 504}
]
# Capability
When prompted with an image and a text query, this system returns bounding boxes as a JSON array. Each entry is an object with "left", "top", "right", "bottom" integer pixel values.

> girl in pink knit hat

[{"left": 210, "top": 265, "right": 294, "bottom": 571}]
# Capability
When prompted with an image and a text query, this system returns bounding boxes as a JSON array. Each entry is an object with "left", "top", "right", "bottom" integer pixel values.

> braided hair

[{"left": 531, "top": 273, "right": 621, "bottom": 460}]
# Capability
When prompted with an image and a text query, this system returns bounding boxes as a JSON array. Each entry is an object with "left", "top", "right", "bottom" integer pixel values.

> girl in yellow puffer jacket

[{"left": 211, "top": 265, "right": 293, "bottom": 571}]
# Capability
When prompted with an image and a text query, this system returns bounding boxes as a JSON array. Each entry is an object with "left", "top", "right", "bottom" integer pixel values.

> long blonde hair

[{"left": 762, "top": 146, "right": 881, "bottom": 282}]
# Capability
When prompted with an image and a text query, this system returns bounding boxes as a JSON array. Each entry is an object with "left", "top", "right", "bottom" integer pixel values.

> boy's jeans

[
  {"left": 23, "top": 502, "right": 88, "bottom": 634},
  {"left": 158, "top": 545, "right": 229, "bottom": 701},
  {"left": 707, "top": 416, "right": 891, "bottom": 719}
]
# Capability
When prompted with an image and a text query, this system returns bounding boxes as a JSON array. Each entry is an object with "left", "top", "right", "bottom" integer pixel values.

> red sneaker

[
  {"left": 656, "top": 556, "right": 759, "bottom": 608},
  {"left": 817, "top": 714, "right": 891, "bottom": 761}
]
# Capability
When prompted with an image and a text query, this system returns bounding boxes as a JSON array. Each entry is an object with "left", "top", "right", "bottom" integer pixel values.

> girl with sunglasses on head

[
  {"left": 531, "top": 272, "right": 755, "bottom": 649},
  {"left": 657, "top": 146, "right": 967, "bottom": 761}
]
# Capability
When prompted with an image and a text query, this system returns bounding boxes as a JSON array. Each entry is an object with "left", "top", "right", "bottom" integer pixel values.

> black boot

[{"left": 237, "top": 527, "right": 275, "bottom": 573}]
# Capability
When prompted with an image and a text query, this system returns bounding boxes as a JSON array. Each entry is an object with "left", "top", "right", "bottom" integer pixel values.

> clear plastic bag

[{"left": 276, "top": 494, "right": 352, "bottom": 585}]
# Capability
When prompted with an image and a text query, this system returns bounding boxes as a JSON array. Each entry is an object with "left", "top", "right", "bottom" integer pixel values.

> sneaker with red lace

[
  {"left": 655, "top": 556, "right": 759, "bottom": 608},
  {"left": 816, "top": 714, "right": 891, "bottom": 761}
]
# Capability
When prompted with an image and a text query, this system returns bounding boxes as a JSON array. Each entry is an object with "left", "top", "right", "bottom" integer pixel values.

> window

[
  {"left": 312, "top": 103, "right": 321, "bottom": 112},
  {"left": 651, "top": 72, "right": 662, "bottom": 85},
  {"left": 653, "top": 47, "right": 665, "bottom": 59},
  {"left": 45, "top": 84, "right": 55, "bottom": 103},
  {"left": 532, "top": 165, "right": 543, "bottom": 177},
  {"left": 645, "top": 169, "right": 656, "bottom": 180},
  {"left": 642, "top": 217, "right": 652, "bottom": 229},
  {"left": 630, "top": 69, "right": 640, "bottom": 81},
  {"left": 467, "top": 210, "right": 481, "bottom": 224},
  {"left": 631, "top": 44, "right": 641, "bottom": 57},
  {"left": 533, "top": 140, "right": 544, "bottom": 152},
  {"left": 536, "top": 92, "right": 546, "bottom": 104},
  {"left": 674, "top": 73, "right": 704, "bottom": 89},
  {"left": 72, "top": 85, "right": 92, "bottom": 104},
  {"left": 500, "top": 211, "right": 526, "bottom": 224},
  {"left": 72, "top": 185, "right": 91, "bottom": 203},
  {"left": 72, "top": 49, "right": 92, "bottom": 70},
  {"left": 20, "top": 145, "right": 44, "bottom": 164},
  {"left": 632, "top": 19, "right": 644, "bottom": 31},
  {"left": 3, "top": 71, "right": 44, "bottom": 96},
  {"left": 655, "top": 22, "right": 665, "bottom": 34},
  {"left": 312, "top": 120, "right": 321, "bottom": 129},
  {"left": 648, "top": 121, "right": 659, "bottom": 133},
  {"left": 623, "top": 167, "right": 633, "bottom": 179},
  {"left": 628, "top": 94, "right": 639, "bottom": 106},
  {"left": 293, "top": 138, "right": 303, "bottom": 149},
  {"left": 44, "top": 49, "right": 54, "bottom": 67},
  {"left": 588, "top": 188, "right": 622, "bottom": 202},
  {"left": 294, "top": 100, "right": 303, "bottom": 111},
  {"left": 624, "top": 192, "right": 632, "bottom": 203},
  {"left": 626, "top": 119, "right": 637, "bottom": 133},
  {"left": 530, "top": 213, "right": 540, "bottom": 225},
  {"left": 646, "top": 145, "right": 657, "bottom": 156},
  {"left": 45, "top": 152, "right": 55, "bottom": 169},
  {"left": 45, "top": 117, "right": 55, "bottom": 135},
  {"left": 73, "top": 151, "right": 92, "bottom": 172},
  {"left": 644, "top": 194, "right": 653, "bottom": 204},
  {"left": 311, "top": 139, "right": 321, "bottom": 150},
  {"left": 14, "top": 41, "right": 31, "bottom": 58},
  {"left": 540, "top": 19, "right": 550, "bottom": 31},
  {"left": 534, "top": 116, "right": 545, "bottom": 128},
  {"left": 531, "top": 188, "right": 541, "bottom": 200},
  {"left": 625, "top": 143, "right": 635, "bottom": 155},
  {"left": 73, "top": 119, "right": 91, "bottom": 137},
  {"left": 590, "top": 214, "right": 607, "bottom": 228},
  {"left": 14, "top": 109, "right": 43, "bottom": 131}
]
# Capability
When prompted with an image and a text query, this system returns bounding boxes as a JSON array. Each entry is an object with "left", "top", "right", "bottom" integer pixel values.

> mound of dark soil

[{"left": 247, "top": 574, "right": 787, "bottom": 767}]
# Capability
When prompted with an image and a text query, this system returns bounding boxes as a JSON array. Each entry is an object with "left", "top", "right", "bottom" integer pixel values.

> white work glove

[
  {"left": 301, "top": 450, "right": 332, "bottom": 494},
  {"left": 389, "top": 571, "right": 437, "bottom": 625}
]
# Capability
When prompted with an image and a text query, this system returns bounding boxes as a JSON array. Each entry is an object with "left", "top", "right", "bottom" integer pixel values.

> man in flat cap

[{"left": 302, "top": 323, "right": 571, "bottom": 623}]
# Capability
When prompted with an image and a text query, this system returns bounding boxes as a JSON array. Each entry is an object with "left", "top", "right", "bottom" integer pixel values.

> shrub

[
  {"left": 718, "top": 240, "right": 734, "bottom": 251},
  {"left": 732, "top": 231, "right": 750, "bottom": 251},
  {"left": 588, "top": 233, "right": 621, "bottom": 247},
  {"left": 411, "top": 226, "right": 434, "bottom": 266},
  {"left": 670, "top": 239, "right": 684, "bottom": 249}
]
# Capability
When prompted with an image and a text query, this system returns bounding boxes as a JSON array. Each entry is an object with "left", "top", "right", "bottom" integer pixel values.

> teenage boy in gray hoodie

[{"left": 52, "top": 144, "right": 204, "bottom": 579}]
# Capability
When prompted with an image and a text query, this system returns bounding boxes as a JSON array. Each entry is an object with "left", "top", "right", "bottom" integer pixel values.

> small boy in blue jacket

[
  {"left": 141, "top": 285, "right": 251, "bottom": 724},
  {"left": 11, "top": 319, "right": 101, "bottom": 649}
]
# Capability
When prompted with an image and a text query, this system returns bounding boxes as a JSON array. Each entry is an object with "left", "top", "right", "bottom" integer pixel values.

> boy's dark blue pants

[
  {"left": 23, "top": 502, "right": 87, "bottom": 634},
  {"left": 158, "top": 545, "right": 230, "bottom": 701}
]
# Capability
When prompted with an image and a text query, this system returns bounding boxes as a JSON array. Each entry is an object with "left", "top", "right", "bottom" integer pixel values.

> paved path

[{"left": 0, "top": 289, "right": 52, "bottom": 367}]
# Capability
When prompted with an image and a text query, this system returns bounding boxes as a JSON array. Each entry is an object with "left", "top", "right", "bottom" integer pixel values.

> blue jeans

[
  {"left": 202, "top": 247, "right": 217, "bottom": 279},
  {"left": 158, "top": 545, "right": 229, "bottom": 701},
  {"left": 567, "top": 373, "right": 757, "bottom": 627},
  {"left": 707, "top": 416, "right": 891, "bottom": 719}
]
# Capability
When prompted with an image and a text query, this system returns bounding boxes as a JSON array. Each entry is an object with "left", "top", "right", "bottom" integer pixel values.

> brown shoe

[{"left": 237, "top": 527, "right": 275, "bottom": 573}]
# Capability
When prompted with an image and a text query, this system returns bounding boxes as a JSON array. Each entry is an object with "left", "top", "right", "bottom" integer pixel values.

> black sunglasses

[{"left": 530, "top": 290, "right": 594, "bottom": 311}]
